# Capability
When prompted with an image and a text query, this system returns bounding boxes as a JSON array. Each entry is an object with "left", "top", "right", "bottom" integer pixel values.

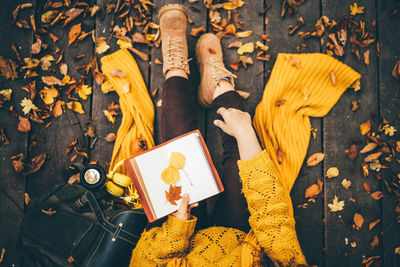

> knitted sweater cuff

[
  {"left": 237, "top": 150, "right": 274, "bottom": 174},
  {"left": 166, "top": 215, "right": 197, "bottom": 237}
]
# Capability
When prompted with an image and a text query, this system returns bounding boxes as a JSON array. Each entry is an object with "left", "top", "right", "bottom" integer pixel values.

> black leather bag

[{"left": 21, "top": 184, "right": 147, "bottom": 267}]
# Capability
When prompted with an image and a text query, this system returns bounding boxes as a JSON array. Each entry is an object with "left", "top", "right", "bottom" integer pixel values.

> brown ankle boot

[
  {"left": 158, "top": 4, "right": 189, "bottom": 76},
  {"left": 196, "top": 33, "right": 237, "bottom": 108}
]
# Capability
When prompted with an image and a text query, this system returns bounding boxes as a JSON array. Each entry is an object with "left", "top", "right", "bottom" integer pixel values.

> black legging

[{"left": 160, "top": 76, "right": 250, "bottom": 232}]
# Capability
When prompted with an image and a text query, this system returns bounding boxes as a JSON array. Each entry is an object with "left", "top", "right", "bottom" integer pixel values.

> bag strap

[{"left": 82, "top": 192, "right": 140, "bottom": 245}]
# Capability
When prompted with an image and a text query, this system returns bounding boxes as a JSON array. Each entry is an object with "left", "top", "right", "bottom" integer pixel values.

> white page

[{"left": 135, "top": 132, "right": 221, "bottom": 219}]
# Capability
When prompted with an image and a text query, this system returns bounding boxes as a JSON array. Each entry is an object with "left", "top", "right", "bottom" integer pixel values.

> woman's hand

[
  {"left": 214, "top": 107, "right": 262, "bottom": 161},
  {"left": 172, "top": 193, "right": 198, "bottom": 221},
  {"left": 213, "top": 107, "right": 253, "bottom": 140}
]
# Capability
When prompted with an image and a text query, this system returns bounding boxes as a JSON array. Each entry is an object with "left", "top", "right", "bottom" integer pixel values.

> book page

[{"left": 134, "top": 132, "right": 221, "bottom": 219}]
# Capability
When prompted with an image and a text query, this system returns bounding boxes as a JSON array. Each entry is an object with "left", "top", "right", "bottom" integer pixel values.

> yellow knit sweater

[{"left": 130, "top": 150, "right": 306, "bottom": 266}]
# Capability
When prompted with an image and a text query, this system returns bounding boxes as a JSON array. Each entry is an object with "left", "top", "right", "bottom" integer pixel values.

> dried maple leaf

[
  {"left": 307, "top": 152, "right": 325, "bottom": 166},
  {"left": 392, "top": 60, "right": 400, "bottom": 80},
  {"left": 105, "top": 133, "right": 116, "bottom": 142},
  {"left": 24, "top": 153, "right": 46, "bottom": 175},
  {"left": 370, "top": 235, "right": 379, "bottom": 250},
  {"left": 325, "top": 167, "right": 339, "bottom": 178},
  {"left": 350, "top": 3, "right": 365, "bottom": 16},
  {"left": 328, "top": 195, "right": 344, "bottom": 212},
  {"left": 165, "top": 185, "right": 182, "bottom": 205},
  {"left": 342, "top": 179, "right": 352, "bottom": 189},
  {"left": 20, "top": 98, "right": 38, "bottom": 115},
  {"left": 370, "top": 191, "right": 383, "bottom": 200},
  {"left": 369, "top": 218, "right": 381, "bottom": 230},
  {"left": 41, "top": 208, "right": 56, "bottom": 216},
  {"left": 68, "top": 23, "right": 81, "bottom": 45},
  {"left": 360, "top": 120, "right": 371, "bottom": 135},
  {"left": 18, "top": 116, "right": 31, "bottom": 133},
  {"left": 353, "top": 213, "right": 364, "bottom": 230},
  {"left": 345, "top": 144, "right": 358, "bottom": 160}
]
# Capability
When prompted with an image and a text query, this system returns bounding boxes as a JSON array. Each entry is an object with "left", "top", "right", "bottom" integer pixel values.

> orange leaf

[
  {"left": 165, "top": 185, "right": 182, "bottom": 206},
  {"left": 369, "top": 218, "right": 381, "bottom": 231},
  {"left": 360, "top": 120, "right": 371, "bottom": 135},
  {"left": 306, "top": 152, "right": 325, "bottom": 167},
  {"left": 18, "top": 116, "right": 31, "bottom": 132},
  {"left": 353, "top": 213, "right": 364, "bottom": 230},
  {"left": 370, "top": 191, "right": 383, "bottom": 200},
  {"left": 363, "top": 182, "right": 371, "bottom": 192},
  {"left": 68, "top": 23, "right": 81, "bottom": 45},
  {"left": 370, "top": 234, "right": 379, "bottom": 250},
  {"left": 190, "top": 26, "right": 206, "bottom": 37}
]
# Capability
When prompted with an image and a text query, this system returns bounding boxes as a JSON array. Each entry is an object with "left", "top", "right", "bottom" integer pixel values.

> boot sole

[
  {"left": 196, "top": 34, "right": 214, "bottom": 109},
  {"left": 158, "top": 4, "right": 188, "bottom": 20}
]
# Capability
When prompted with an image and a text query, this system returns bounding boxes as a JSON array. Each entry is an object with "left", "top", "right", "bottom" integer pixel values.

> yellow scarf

[{"left": 100, "top": 49, "right": 155, "bottom": 174}]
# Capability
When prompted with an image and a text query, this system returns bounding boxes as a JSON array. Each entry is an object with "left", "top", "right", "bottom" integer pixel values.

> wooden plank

[
  {"left": 376, "top": 0, "right": 400, "bottom": 265},
  {"left": 91, "top": 0, "right": 150, "bottom": 167},
  {"left": 150, "top": 0, "right": 207, "bottom": 146},
  {"left": 0, "top": 0, "right": 34, "bottom": 264},
  {"left": 261, "top": 1, "right": 325, "bottom": 265},
  {"left": 26, "top": 1, "right": 95, "bottom": 200},
  {"left": 321, "top": 0, "right": 382, "bottom": 266}
]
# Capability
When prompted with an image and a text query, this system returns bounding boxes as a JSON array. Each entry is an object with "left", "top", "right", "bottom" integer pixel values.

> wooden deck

[{"left": 0, "top": 0, "right": 399, "bottom": 266}]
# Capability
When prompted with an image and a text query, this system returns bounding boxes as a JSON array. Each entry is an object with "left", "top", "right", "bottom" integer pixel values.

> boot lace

[
  {"left": 208, "top": 57, "right": 237, "bottom": 87},
  {"left": 163, "top": 36, "right": 190, "bottom": 73}
]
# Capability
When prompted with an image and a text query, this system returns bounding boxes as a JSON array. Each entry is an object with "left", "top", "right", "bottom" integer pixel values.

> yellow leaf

[
  {"left": 103, "top": 110, "right": 115, "bottom": 124},
  {"left": 62, "top": 75, "right": 71, "bottom": 85},
  {"left": 360, "top": 120, "right": 371, "bottom": 135},
  {"left": 350, "top": 3, "right": 365, "bottom": 16},
  {"left": 41, "top": 11, "right": 55, "bottom": 23},
  {"left": 148, "top": 22, "right": 159, "bottom": 29},
  {"left": 145, "top": 34, "right": 157, "bottom": 41},
  {"left": 328, "top": 195, "right": 345, "bottom": 212},
  {"left": 0, "top": 89, "right": 12, "bottom": 101},
  {"left": 223, "top": 0, "right": 245, "bottom": 10},
  {"left": 326, "top": 167, "right": 339, "bottom": 178},
  {"left": 40, "top": 55, "right": 55, "bottom": 71},
  {"left": 67, "top": 101, "right": 84, "bottom": 114},
  {"left": 235, "top": 30, "right": 253, "bottom": 38},
  {"left": 255, "top": 41, "right": 269, "bottom": 51},
  {"left": 237, "top": 42, "right": 254, "bottom": 55},
  {"left": 381, "top": 124, "right": 397, "bottom": 136},
  {"left": 117, "top": 39, "right": 132, "bottom": 49},
  {"left": 39, "top": 87, "right": 58, "bottom": 105},
  {"left": 96, "top": 40, "right": 110, "bottom": 54},
  {"left": 351, "top": 79, "right": 361, "bottom": 92},
  {"left": 76, "top": 84, "right": 92, "bottom": 100},
  {"left": 20, "top": 98, "right": 38, "bottom": 115}
]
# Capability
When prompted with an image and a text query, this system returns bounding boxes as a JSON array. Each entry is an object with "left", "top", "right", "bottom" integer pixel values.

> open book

[{"left": 124, "top": 130, "right": 224, "bottom": 222}]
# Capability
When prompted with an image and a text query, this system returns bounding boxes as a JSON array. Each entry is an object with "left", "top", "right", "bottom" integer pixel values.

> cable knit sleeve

[
  {"left": 237, "top": 150, "right": 306, "bottom": 265},
  {"left": 130, "top": 215, "right": 197, "bottom": 267}
]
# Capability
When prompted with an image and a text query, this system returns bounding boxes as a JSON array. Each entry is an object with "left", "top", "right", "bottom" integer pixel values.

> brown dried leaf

[
  {"left": 62, "top": 8, "right": 83, "bottom": 27},
  {"left": 341, "top": 179, "right": 352, "bottom": 189},
  {"left": 66, "top": 138, "right": 77, "bottom": 154},
  {"left": 364, "top": 152, "right": 382, "bottom": 162},
  {"left": 24, "top": 153, "right": 46, "bottom": 175},
  {"left": 360, "top": 120, "right": 371, "bottom": 135},
  {"left": 128, "top": 47, "right": 149, "bottom": 61},
  {"left": 228, "top": 41, "right": 243, "bottom": 48},
  {"left": 370, "top": 191, "right": 383, "bottom": 200},
  {"left": 53, "top": 100, "right": 64, "bottom": 117},
  {"left": 190, "top": 26, "right": 206, "bottom": 37},
  {"left": 105, "top": 133, "right": 116, "bottom": 142},
  {"left": 353, "top": 213, "right": 364, "bottom": 230},
  {"left": 369, "top": 219, "right": 381, "bottom": 230},
  {"left": 275, "top": 99, "right": 287, "bottom": 107},
  {"left": 68, "top": 23, "right": 81, "bottom": 45},
  {"left": 307, "top": 152, "right": 325, "bottom": 167},
  {"left": 0, "top": 57, "right": 18, "bottom": 80},
  {"left": 42, "top": 76, "right": 63, "bottom": 86},
  {"left": 370, "top": 234, "right": 379, "bottom": 250},
  {"left": 344, "top": 144, "right": 358, "bottom": 160},
  {"left": 18, "top": 116, "right": 31, "bottom": 133},
  {"left": 12, "top": 157, "right": 25, "bottom": 173},
  {"left": 31, "top": 38, "right": 42, "bottom": 54},
  {"left": 305, "top": 179, "right": 323, "bottom": 199}
]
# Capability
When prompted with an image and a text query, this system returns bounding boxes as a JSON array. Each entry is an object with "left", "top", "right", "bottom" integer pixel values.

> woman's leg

[{"left": 210, "top": 82, "right": 251, "bottom": 232}]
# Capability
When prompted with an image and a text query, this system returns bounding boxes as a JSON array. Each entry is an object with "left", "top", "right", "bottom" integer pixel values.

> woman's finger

[
  {"left": 177, "top": 193, "right": 190, "bottom": 214},
  {"left": 216, "top": 107, "right": 226, "bottom": 115}
]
